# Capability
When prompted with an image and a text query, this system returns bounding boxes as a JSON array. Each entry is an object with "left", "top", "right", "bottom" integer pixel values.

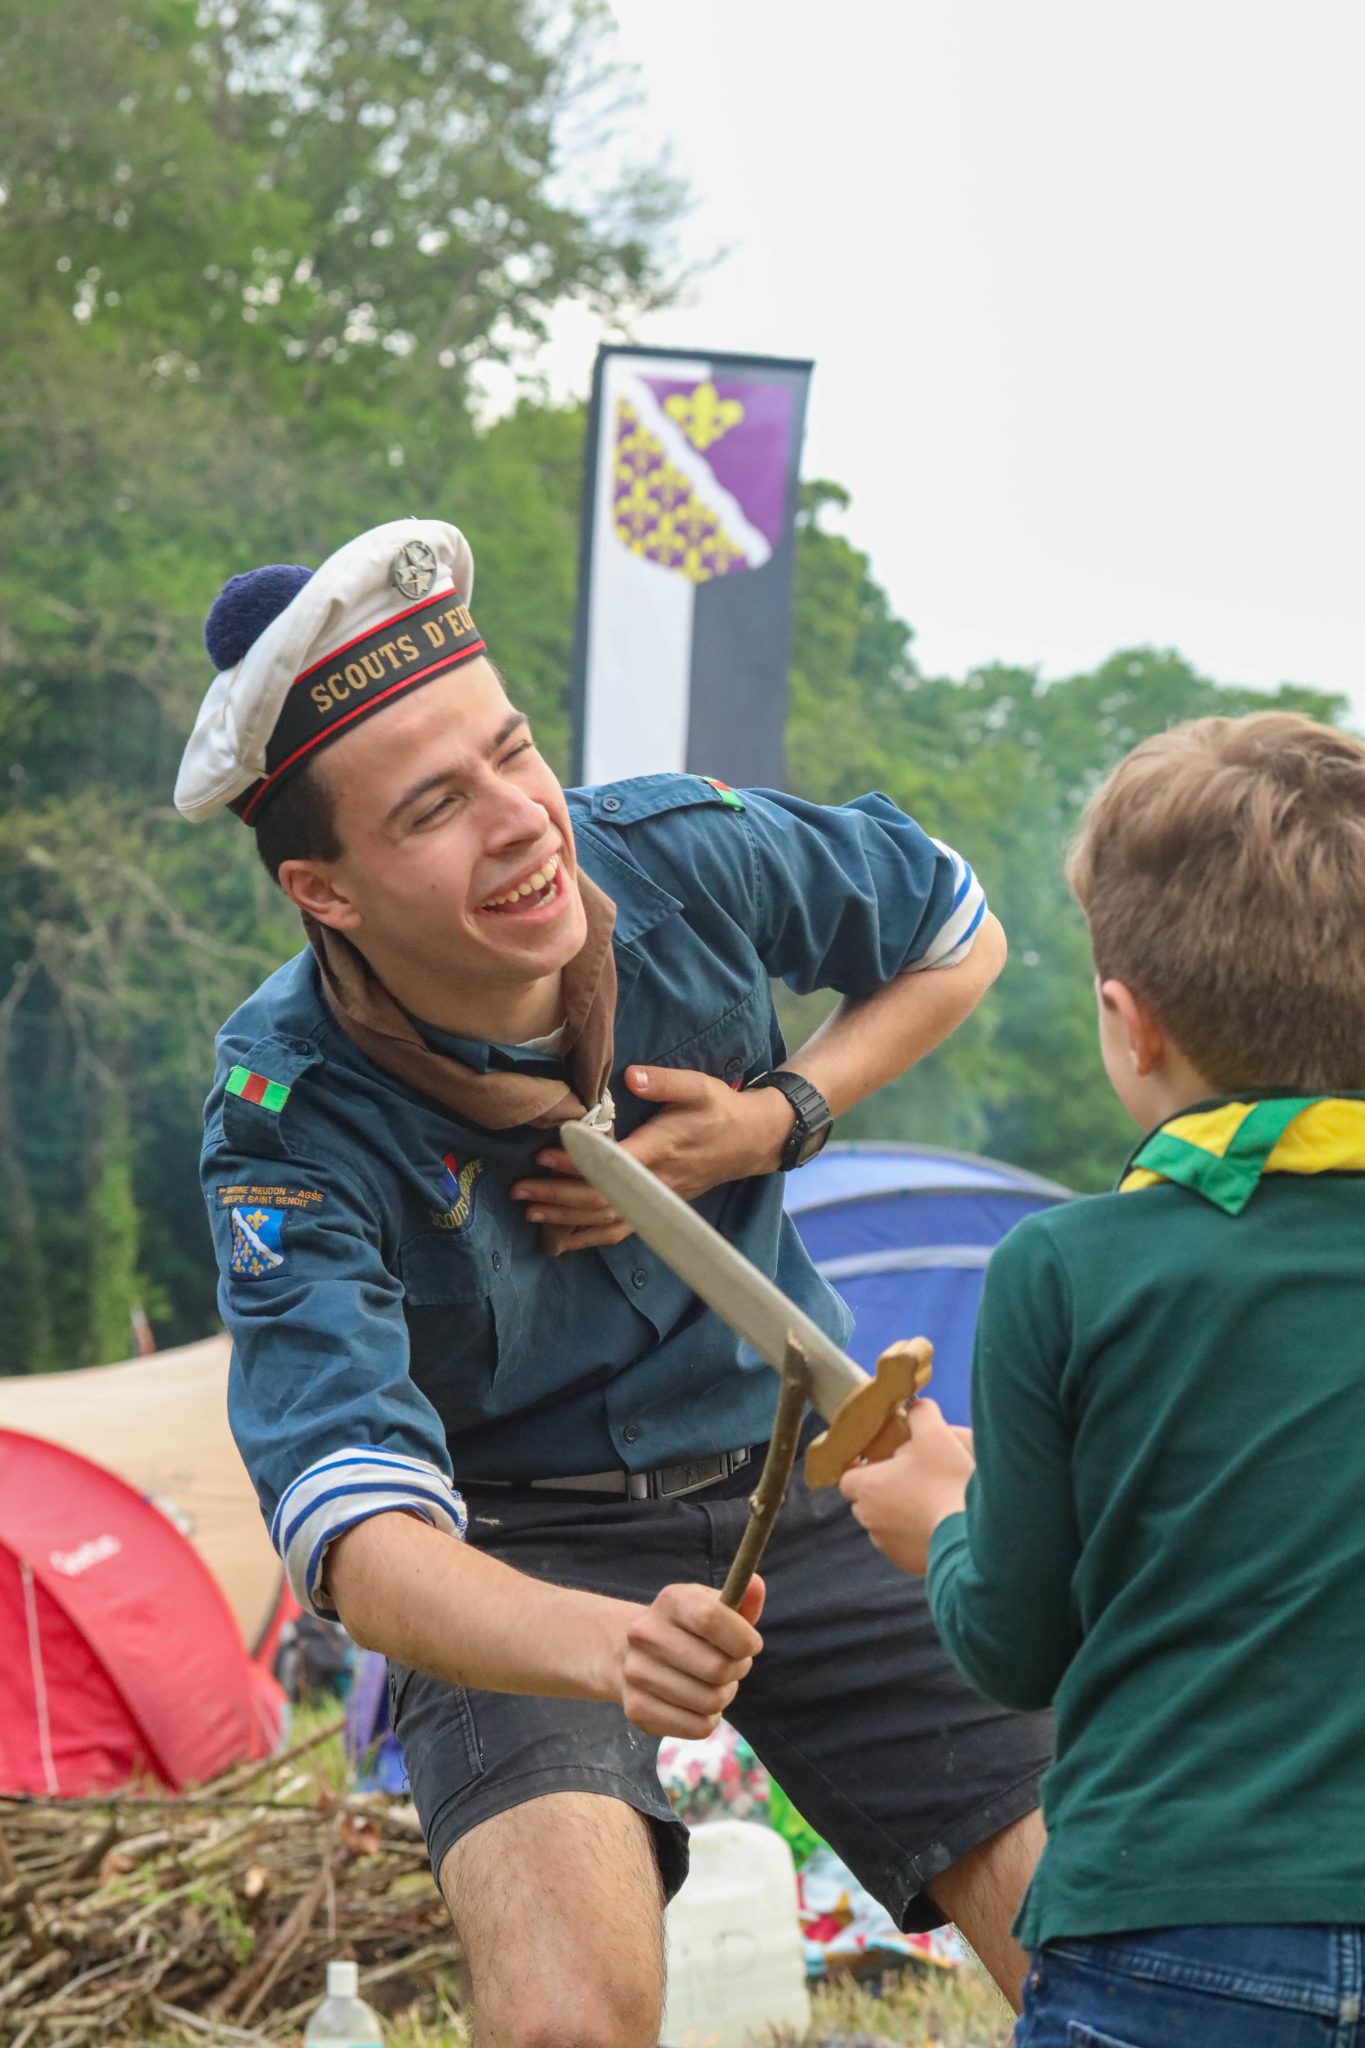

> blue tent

[{"left": 784, "top": 1143, "right": 1071, "bottom": 1425}]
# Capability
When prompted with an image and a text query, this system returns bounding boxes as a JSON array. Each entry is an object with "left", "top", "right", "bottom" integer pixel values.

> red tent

[
  {"left": 0, "top": 1337, "right": 294, "bottom": 1669},
  {"left": 0, "top": 1429, "right": 282, "bottom": 1795}
]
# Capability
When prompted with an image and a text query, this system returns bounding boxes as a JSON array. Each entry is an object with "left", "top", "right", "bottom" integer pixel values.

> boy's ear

[
  {"left": 1099, "top": 978, "right": 1166, "bottom": 1077},
  {"left": 278, "top": 857, "right": 362, "bottom": 931}
]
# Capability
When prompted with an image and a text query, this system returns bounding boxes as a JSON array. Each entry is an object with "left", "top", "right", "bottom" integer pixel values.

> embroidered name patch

[
  {"left": 230, "top": 1205, "right": 288, "bottom": 1278},
  {"left": 432, "top": 1152, "right": 483, "bottom": 1232},
  {"left": 217, "top": 1184, "right": 324, "bottom": 1211}
]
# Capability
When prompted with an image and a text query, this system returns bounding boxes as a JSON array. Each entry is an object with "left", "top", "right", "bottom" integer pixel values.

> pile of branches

[{"left": 0, "top": 1721, "right": 459, "bottom": 2045}]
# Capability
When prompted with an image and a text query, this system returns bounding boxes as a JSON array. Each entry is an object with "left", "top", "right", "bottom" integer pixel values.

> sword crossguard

[{"left": 803, "top": 1337, "right": 934, "bottom": 1488}]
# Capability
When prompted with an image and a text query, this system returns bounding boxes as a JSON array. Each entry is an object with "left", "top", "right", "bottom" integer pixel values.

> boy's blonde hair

[{"left": 1066, "top": 712, "right": 1365, "bottom": 1092}]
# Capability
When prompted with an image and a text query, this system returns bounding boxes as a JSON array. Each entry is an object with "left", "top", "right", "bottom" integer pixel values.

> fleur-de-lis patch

[{"left": 230, "top": 1205, "right": 287, "bottom": 1278}]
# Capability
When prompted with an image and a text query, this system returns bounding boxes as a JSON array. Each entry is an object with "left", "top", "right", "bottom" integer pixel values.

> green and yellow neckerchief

[{"left": 1118, "top": 1095, "right": 1365, "bottom": 1215}]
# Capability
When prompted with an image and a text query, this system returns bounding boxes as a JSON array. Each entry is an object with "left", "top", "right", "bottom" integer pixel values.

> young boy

[{"left": 842, "top": 711, "right": 1365, "bottom": 2045}]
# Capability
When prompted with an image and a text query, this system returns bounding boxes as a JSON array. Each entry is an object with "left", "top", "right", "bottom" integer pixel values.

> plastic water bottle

[{"left": 302, "top": 1961, "right": 385, "bottom": 2046}]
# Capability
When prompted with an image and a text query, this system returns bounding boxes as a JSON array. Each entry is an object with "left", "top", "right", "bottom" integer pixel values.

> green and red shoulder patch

[
  {"left": 697, "top": 776, "right": 745, "bottom": 811},
  {"left": 226, "top": 1065, "right": 291, "bottom": 1114}
]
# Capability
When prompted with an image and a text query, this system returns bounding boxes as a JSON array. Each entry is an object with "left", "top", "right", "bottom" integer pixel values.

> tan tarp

[{"left": 0, "top": 1336, "right": 284, "bottom": 1653}]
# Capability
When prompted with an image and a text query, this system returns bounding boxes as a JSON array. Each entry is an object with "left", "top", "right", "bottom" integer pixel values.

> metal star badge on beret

[{"left": 391, "top": 537, "right": 438, "bottom": 599}]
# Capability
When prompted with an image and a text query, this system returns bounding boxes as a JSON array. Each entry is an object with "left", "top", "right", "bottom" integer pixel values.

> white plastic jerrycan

[{"left": 660, "top": 1819, "right": 811, "bottom": 2048}]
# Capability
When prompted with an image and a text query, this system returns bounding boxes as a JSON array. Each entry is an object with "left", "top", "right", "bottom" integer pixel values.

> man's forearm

[
  {"left": 325, "top": 1510, "right": 766, "bottom": 1740},
  {"left": 788, "top": 910, "right": 1007, "bottom": 1121},
  {"left": 326, "top": 1510, "right": 630, "bottom": 1701}
]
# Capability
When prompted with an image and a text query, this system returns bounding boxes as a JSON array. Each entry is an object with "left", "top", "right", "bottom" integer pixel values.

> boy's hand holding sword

[{"left": 840, "top": 1402, "right": 976, "bottom": 1575}]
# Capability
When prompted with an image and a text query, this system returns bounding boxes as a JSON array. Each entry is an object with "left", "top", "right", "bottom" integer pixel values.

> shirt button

[
  {"left": 491, "top": 1251, "right": 502, "bottom": 1272},
  {"left": 601, "top": 795, "right": 622, "bottom": 812},
  {"left": 631, "top": 1268, "right": 648, "bottom": 1288},
  {"left": 623, "top": 1422, "right": 640, "bottom": 1443}
]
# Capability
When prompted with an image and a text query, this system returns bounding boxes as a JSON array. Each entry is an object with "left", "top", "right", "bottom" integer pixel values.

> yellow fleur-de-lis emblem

[
  {"left": 611, "top": 403, "right": 748, "bottom": 582},
  {"left": 664, "top": 381, "right": 744, "bottom": 452}
]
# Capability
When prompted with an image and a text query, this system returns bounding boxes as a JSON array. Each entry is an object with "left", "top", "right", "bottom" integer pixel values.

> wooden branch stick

[
  {"left": 721, "top": 1337, "right": 811, "bottom": 1609},
  {"left": 149, "top": 2000, "right": 277, "bottom": 2045},
  {"left": 267, "top": 1937, "right": 464, "bottom": 2035},
  {"left": 215, "top": 1851, "right": 334, "bottom": 2025},
  {"left": 0, "top": 1817, "right": 49, "bottom": 1957},
  {"left": 0, "top": 1946, "right": 68, "bottom": 2012}
]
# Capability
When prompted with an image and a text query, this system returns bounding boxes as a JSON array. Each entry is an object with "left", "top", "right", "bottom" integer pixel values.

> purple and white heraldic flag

[{"left": 571, "top": 346, "right": 812, "bottom": 789}]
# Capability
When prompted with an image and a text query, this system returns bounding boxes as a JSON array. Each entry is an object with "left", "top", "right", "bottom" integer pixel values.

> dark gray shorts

[{"left": 387, "top": 1454, "right": 1050, "bottom": 1932}]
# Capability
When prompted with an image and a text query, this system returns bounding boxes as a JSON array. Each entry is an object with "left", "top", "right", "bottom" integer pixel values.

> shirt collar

[
  {"left": 410, "top": 1017, "right": 565, "bottom": 1076},
  {"left": 1118, "top": 1092, "right": 1365, "bottom": 1214}
]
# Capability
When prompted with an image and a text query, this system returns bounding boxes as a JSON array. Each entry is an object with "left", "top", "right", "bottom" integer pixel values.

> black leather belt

[{"left": 473, "top": 1447, "right": 751, "bottom": 1502}]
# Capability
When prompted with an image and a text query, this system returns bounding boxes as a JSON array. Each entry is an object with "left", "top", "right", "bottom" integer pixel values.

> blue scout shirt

[{"left": 202, "top": 776, "right": 987, "bottom": 1613}]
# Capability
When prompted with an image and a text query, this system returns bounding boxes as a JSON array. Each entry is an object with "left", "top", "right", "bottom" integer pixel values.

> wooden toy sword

[{"left": 558, "top": 1121, "right": 932, "bottom": 1496}]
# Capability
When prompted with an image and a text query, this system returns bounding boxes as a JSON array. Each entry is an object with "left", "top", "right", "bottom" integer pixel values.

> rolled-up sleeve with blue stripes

[
  {"left": 204, "top": 1131, "right": 465, "bottom": 1619},
  {"left": 917, "top": 837, "right": 988, "bottom": 968}
]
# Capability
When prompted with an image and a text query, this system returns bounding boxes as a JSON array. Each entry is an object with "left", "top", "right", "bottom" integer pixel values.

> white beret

[{"left": 175, "top": 518, "right": 479, "bottom": 824}]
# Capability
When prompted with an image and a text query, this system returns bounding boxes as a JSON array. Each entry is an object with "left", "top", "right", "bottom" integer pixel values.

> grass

[
  {"left": 280, "top": 1696, "right": 354, "bottom": 1798},
  {"left": 371, "top": 1962, "right": 1013, "bottom": 2046},
  {"left": 804, "top": 1961, "right": 1013, "bottom": 2045}
]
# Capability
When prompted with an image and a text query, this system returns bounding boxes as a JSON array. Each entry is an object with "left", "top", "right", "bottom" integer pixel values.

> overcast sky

[{"left": 531, "top": 1, "right": 1363, "bottom": 719}]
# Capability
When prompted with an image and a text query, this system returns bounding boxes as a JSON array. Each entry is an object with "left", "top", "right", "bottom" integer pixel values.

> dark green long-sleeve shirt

[{"left": 927, "top": 1092, "right": 1365, "bottom": 1950}]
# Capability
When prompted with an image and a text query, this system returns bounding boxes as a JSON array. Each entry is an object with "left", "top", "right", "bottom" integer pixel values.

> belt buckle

[{"left": 646, "top": 1448, "right": 748, "bottom": 1501}]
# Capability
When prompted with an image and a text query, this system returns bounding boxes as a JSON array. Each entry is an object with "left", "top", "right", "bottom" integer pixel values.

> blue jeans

[{"left": 1016, "top": 1927, "right": 1365, "bottom": 2047}]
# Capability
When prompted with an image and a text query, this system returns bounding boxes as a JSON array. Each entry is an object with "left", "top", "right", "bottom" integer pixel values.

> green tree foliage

[
  {"left": 782, "top": 499, "right": 1344, "bottom": 1184},
  {"left": 0, "top": 0, "right": 681, "bottom": 1371},
  {"left": 0, "top": 4, "right": 1350, "bottom": 1371}
]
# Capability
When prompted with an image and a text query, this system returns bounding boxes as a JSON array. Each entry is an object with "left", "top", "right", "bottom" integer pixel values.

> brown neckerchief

[{"left": 304, "top": 874, "right": 617, "bottom": 1132}]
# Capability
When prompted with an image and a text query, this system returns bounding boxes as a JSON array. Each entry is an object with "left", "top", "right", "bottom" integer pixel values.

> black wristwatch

[{"left": 744, "top": 1069, "right": 833, "bottom": 1171}]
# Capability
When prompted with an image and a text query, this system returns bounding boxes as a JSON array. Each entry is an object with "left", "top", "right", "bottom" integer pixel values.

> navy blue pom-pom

[{"left": 204, "top": 563, "right": 314, "bottom": 670}]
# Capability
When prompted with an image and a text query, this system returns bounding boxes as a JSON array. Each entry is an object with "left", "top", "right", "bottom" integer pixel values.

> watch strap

[{"left": 744, "top": 1069, "right": 833, "bottom": 1170}]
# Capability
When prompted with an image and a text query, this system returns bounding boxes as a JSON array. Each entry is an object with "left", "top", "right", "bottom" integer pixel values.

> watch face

[{"left": 793, "top": 1121, "right": 831, "bottom": 1168}]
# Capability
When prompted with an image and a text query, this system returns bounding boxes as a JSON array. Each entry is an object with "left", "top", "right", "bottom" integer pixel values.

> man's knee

[
  {"left": 437, "top": 1793, "right": 666, "bottom": 2048},
  {"left": 499, "top": 1974, "right": 662, "bottom": 2048},
  {"left": 452, "top": 1932, "right": 663, "bottom": 2048}
]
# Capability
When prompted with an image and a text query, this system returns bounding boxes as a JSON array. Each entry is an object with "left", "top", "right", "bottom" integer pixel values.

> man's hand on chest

[{"left": 508, "top": 1062, "right": 796, "bottom": 1256}]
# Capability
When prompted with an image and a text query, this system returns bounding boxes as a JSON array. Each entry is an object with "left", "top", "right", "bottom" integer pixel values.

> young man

[
  {"left": 842, "top": 713, "right": 1365, "bottom": 2047},
  {"left": 179, "top": 518, "right": 1049, "bottom": 2045}
]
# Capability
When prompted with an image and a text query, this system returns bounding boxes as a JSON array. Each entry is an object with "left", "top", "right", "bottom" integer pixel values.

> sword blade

[{"left": 558, "top": 1121, "right": 868, "bottom": 1424}]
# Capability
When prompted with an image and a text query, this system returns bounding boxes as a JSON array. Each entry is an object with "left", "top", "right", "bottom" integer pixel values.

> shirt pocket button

[{"left": 491, "top": 1251, "right": 503, "bottom": 1272}]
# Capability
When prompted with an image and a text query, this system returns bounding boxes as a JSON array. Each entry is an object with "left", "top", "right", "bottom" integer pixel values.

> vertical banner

[{"left": 571, "top": 345, "right": 812, "bottom": 789}]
